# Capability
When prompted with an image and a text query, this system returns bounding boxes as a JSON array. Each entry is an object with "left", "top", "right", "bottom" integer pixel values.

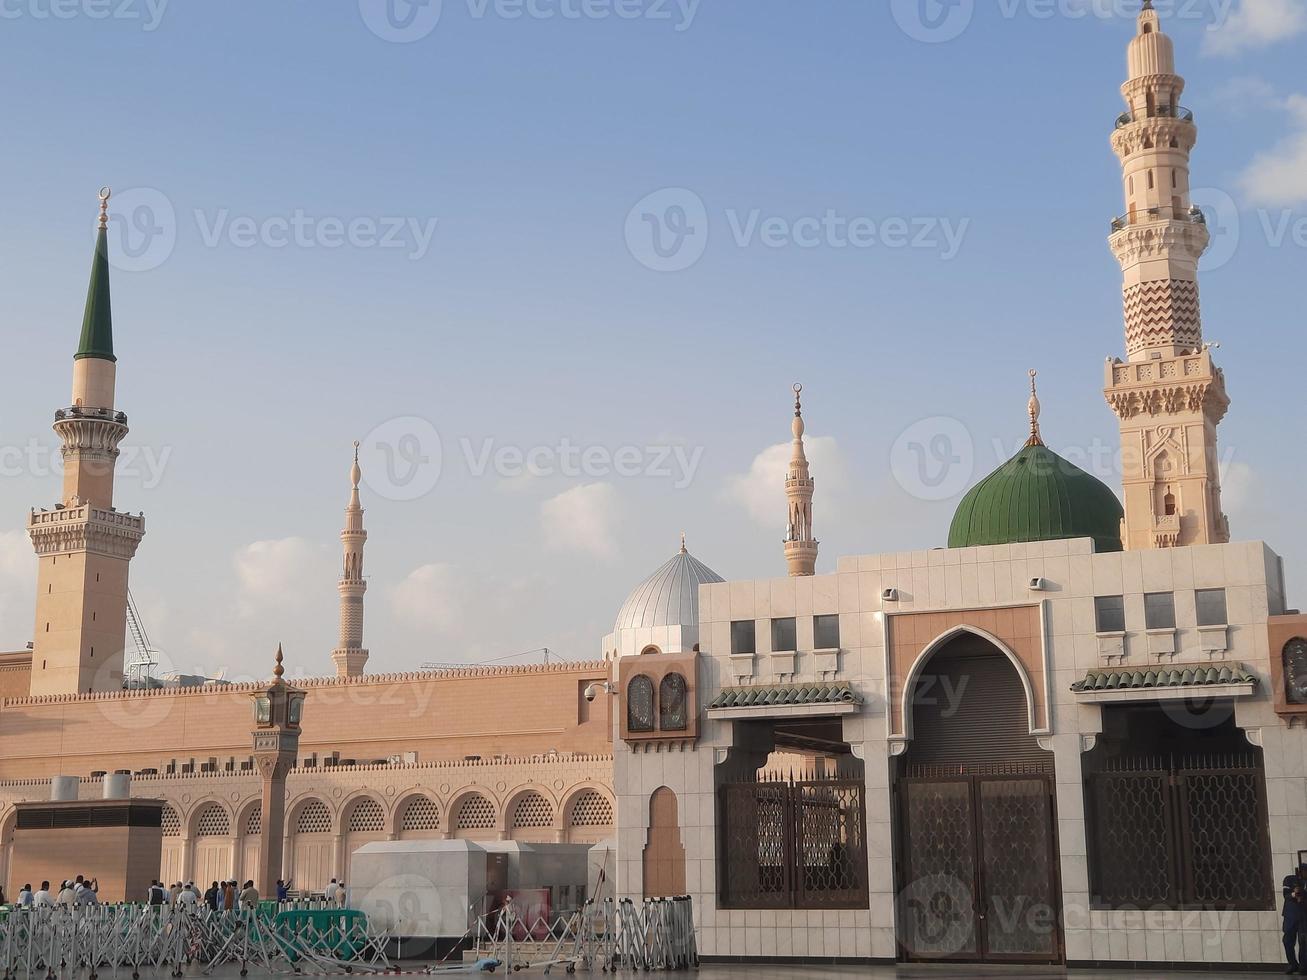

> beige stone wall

[
  {"left": 0, "top": 662, "right": 612, "bottom": 780},
  {"left": 0, "top": 753, "right": 615, "bottom": 895}
]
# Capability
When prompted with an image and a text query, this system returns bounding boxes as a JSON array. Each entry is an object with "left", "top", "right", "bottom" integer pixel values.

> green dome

[{"left": 948, "top": 441, "right": 1123, "bottom": 553}]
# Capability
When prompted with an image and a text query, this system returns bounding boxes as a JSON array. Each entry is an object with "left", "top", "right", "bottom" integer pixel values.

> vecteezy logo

[
  {"left": 1188, "top": 186, "right": 1240, "bottom": 273},
  {"left": 361, "top": 416, "right": 443, "bottom": 501},
  {"left": 890, "top": 0, "right": 974, "bottom": 43},
  {"left": 106, "top": 187, "right": 177, "bottom": 273},
  {"left": 890, "top": 416, "right": 974, "bottom": 502},
  {"left": 897, "top": 873, "right": 975, "bottom": 956},
  {"left": 624, "top": 187, "right": 709, "bottom": 272},
  {"left": 359, "top": 0, "right": 442, "bottom": 42}
]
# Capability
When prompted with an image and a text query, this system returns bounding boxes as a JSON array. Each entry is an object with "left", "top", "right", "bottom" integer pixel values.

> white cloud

[
  {"left": 233, "top": 537, "right": 322, "bottom": 616},
  {"left": 0, "top": 529, "right": 35, "bottom": 649},
  {"left": 1220, "top": 459, "right": 1257, "bottom": 514},
  {"left": 540, "top": 482, "right": 620, "bottom": 559},
  {"left": 388, "top": 563, "right": 464, "bottom": 634},
  {"left": 722, "top": 435, "right": 846, "bottom": 527},
  {"left": 1213, "top": 75, "right": 1280, "bottom": 112},
  {"left": 1204, "top": 0, "right": 1307, "bottom": 55},
  {"left": 1239, "top": 94, "right": 1307, "bottom": 206}
]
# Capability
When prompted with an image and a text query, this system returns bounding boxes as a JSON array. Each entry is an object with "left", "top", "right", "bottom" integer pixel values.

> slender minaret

[
  {"left": 783, "top": 384, "right": 818, "bottom": 577},
  {"left": 1104, "top": 2, "right": 1229, "bottom": 550},
  {"left": 27, "top": 188, "right": 146, "bottom": 696},
  {"left": 330, "top": 442, "right": 369, "bottom": 678}
]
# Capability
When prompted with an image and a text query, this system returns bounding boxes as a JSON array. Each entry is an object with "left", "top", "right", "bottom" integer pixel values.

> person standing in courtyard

[
  {"left": 33, "top": 882, "right": 52, "bottom": 907},
  {"left": 1285, "top": 864, "right": 1307, "bottom": 974}
]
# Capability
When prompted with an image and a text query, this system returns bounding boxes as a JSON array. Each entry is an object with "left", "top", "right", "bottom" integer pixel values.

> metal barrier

[
  {"left": 0, "top": 904, "right": 391, "bottom": 978},
  {"left": 0, "top": 897, "right": 697, "bottom": 977},
  {"left": 465, "top": 896, "right": 697, "bottom": 974}
]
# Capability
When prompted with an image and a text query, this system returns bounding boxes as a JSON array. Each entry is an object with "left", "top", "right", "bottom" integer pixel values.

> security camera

[{"left": 584, "top": 681, "right": 615, "bottom": 703}]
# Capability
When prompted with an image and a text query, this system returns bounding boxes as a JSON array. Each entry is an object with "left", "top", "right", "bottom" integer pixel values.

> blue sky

[{"left": 1, "top": 0, "right": 1304, "bottom": 680}]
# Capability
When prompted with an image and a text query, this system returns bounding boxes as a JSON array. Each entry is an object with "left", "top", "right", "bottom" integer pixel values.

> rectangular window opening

[
  {"left": 814, "top": 614, "right": 840, "bottom": 650},
  {"left": 1196, "top": 588, "right": 1228, "bottom": 627},
  {"left": 730, "top": 621, "right": 756, "bottom": 656},
  {"left": 771, "top": 617, "right": 797, "bottom": 653},
  {"left": 1144, "top": 592, "right": 1176, "bottom": 631},
  {"left": 1095, "top": 595, "right": 1126, "bottom": 633}
]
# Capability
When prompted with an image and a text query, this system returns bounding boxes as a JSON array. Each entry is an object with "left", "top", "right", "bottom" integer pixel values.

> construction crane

[{"left": 124, "top": 589, "right": 158, "bottom": 688}]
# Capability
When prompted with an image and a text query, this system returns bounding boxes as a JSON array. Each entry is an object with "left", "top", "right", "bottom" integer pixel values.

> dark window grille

[
  {"left": 730, "top": 620, "right": 756, "bottom": 656},
  {"left": 1094, "top": 595, "right": 1126, "bottom": 633},
  {"left": 658, "top": 673, "right": 687, "bottom": 731},
  {"left": 719, "top": 774, "right": 868, "bottom": 909},
  {"left": 1086, "top": 753, "right": 1273, "bottom": 910},
  {"left": 627, "top": 675, "right": 654, "bottom": 732},
  {"left": 771, "top": 617, "right": 797, "bottom": 653},
  {"left": 1144, "top": 592, "right": 1176, "bottom": 630},
  {"left": 1195, "top": 588, "right": 1227, "bottom": 627},
  {"left": 814, "top": 614, "right": 840, "bottom": 650}
]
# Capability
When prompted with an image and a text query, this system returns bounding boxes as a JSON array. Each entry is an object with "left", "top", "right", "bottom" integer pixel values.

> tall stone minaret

[
  {"left": 27, "top": 189, "right": 146, "bottom": 696},
  {"left": 330, "top": 442, "right": 369, "bottom": 678},
  {"left": 783, "top": 384, "right": 818, "bottom": 576},
  {"left": 1104, "top": 2, "right": 1229, "bottom": 550}
]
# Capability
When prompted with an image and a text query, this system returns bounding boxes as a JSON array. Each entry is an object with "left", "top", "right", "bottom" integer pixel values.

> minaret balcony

[
  {"left": 54, "top": 405, "right": 127, "bottom": 424},
  {"left": 1115, "top": 105, "right": 1193, "bottom": 129},
  {"left": 1110, "top": 204, "right": 1205, "bottom": 233}
]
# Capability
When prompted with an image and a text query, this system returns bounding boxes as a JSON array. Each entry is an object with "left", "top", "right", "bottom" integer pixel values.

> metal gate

[
  {"left": 896, "top": 772, "right": 1062, "bottom": 963},
  {"left": 1085, "top": 753, "right": 1273, "bottom": 910},
  {"left": 719, "top": 775, "right": 868, "bottom": 909}
]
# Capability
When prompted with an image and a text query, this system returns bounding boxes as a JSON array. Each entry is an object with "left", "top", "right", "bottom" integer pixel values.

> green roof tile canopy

[
  {"left": 708, "top": 683, "right": 863, "bottom": 710},
  {"left": 76, "top": 199, "right": 115, "bottom": 362},
  {"left": 1071, "top": 663, "right": 1257, "bottom": 693},
  {"left": 948, "top": 371, "right": 1122, "bottom": 553}
]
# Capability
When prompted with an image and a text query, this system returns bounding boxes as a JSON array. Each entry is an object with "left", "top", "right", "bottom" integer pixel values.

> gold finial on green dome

[{"left": 1026, "top": 369, "right": 1043, "bottom": 447}]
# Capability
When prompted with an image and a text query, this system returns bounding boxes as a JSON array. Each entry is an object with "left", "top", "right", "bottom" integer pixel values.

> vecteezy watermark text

[
  {"left": 358, "top": 0, "right": 699, "bottom": 42},
  {"left": 0, "top": 0, "right": 168, "bottom": 30},
  {"left": 889, "top": 0, "right": 1234, "bottom": 44},
  {"left": 0, "top": 439, "right": 171, "bottom": 489},
  {"left": 358, "top": 416, "right": 704, "bottom": 501},
  {"left": 103, "top": 188, "right": 440, "bottom": 272},
  {"left": 194, "top": 210, "right": 438, "bottom": 259},
  {"left": 625, "top": 188, "right": 970, "bottom": 272}
]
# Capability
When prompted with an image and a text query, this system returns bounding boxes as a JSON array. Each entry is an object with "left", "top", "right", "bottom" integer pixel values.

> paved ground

[{"left": 175, "top": 963, "right": 1294, "bottom": 979}]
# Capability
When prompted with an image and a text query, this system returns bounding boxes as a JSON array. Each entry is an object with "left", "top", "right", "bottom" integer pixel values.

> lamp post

[{"left": 250, "top": 644, "right": 305, "bottom": 898}]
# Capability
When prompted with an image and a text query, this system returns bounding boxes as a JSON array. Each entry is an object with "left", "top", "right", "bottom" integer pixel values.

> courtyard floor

[{"left": 154, "top": 963, "right": 1297, "bottom": 979}]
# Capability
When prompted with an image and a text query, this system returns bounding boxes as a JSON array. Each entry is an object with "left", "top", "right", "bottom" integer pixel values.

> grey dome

[{"left": 613, "top": 546, "right": 724, "bottom": 632}]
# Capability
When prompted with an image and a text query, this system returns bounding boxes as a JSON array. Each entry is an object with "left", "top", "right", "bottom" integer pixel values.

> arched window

[
  {"left": 346, "top": 798, "right": 385, "bottom": 833},
  {"left": 455, "top": 794, "right": 496, "bottom": 830},
  {"left": 511, "top": 792, "right": 554, "bottom": 828},
  {"left": 245, "top": 806, "right": 262, "bottom": 836},
  {"left": 569, "top": 791, "right": 614, "bottom": 828},
  {"left": 659, "top": 673, "right": 688, "bottom": 731},
  {"left": 161, "top": 805, "right": 181, "bottom": 837},
  {"left": 627, "top": 675, "right": 655, "bottom": 732},
  {"left": 295, "top": 800, "right": 332, "bottom": 834},
  {"left": 1284, "top": 638, "right": 1307, "bottom": 704},
  {"left": 400, "top": 796, "right": 441, "bottom": 832},
  {"left": 194, "top": 803, "right": 230, "bottom": 837},
  {"left": 1164, "top": 489, "right": 1177, "bottom": 516}
]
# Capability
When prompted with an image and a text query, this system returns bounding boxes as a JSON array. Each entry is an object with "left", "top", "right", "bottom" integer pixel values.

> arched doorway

[
  {"left": 642, "top": 787, "right": 685, "bottom": 899},
  {"left": 894, "top": 632, "right": 1061, "bottom": 964}
]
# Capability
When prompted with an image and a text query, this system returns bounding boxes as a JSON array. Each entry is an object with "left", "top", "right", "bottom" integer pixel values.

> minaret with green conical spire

[
  {"left": 26, "top": 187, "right": 146, "bottom": 697},
  {"left": 75, "top": 194, "right": 115, "bottom": 362}
]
